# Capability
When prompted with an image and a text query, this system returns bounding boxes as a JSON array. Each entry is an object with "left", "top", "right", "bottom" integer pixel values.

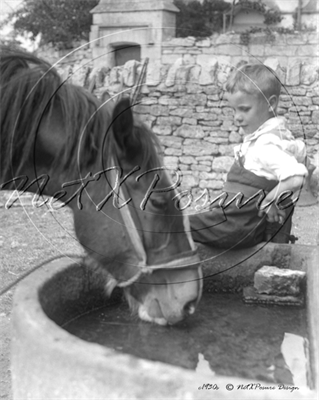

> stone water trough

[{"left": 11, "top": 243, "right": 318, "bottom": 400}]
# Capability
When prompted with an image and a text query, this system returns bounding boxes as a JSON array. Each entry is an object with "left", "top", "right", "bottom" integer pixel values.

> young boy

[{"left": 190, "top": 63, "right": 308, "bottom": 248}]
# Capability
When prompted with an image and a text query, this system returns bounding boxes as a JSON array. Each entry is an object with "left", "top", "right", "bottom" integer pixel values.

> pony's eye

[{"left": 149, "top": 197, "right": 167, "bottom": 209}]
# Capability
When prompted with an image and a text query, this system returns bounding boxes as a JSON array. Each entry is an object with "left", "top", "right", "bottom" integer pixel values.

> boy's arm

[{"left": 258, "top": 175, "right": 305, "bottom": 223}]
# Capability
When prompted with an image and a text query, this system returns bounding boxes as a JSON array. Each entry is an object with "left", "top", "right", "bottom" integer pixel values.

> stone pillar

[{"left": 89, "top": 0, "right": 179, "bottom": 68}]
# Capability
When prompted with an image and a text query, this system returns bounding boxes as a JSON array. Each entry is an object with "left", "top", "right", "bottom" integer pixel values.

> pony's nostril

[{"left": 184, "top": 300, "right": 197, "bottom": 315}]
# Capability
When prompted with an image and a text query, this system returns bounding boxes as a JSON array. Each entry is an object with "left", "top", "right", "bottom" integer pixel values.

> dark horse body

[{"left": 0, "top": 47, "right": 202, "bottom": 325}]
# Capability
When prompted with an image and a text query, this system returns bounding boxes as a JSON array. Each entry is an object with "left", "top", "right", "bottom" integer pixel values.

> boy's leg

[{"left": 189, "top": 200, "right": 267, "bottom": 248}]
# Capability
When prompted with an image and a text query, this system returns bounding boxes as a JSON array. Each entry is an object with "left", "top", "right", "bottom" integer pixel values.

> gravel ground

[{"left": 0, "top": 192, "right": 318, "bottom": 400}]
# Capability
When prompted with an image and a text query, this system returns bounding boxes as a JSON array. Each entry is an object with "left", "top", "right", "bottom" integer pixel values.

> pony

[{"left": 0, "top": 46, "right": 203, "bottom": 325}]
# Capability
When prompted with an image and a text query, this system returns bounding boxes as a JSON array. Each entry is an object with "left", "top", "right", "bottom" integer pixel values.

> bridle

[{"left": 108, "top": 156, "right": 203, "bottom": 290}]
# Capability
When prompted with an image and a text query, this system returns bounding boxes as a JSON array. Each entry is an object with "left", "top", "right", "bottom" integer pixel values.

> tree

[
  {"left": 174, "top": 0, "right": 230, "bottom": 38},
  {"left": 202, "top": 0, "right": 230, "bottom": 32},
  {"left": 174, "top": 0, "right": 211, "bottom": 37},
  {"left": 5, "top": 0, "right": 99, "bottom": 49}
]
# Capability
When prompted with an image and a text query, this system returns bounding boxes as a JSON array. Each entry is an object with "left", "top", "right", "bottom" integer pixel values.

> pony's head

[
  {"left": 0, "top": 47, "right": 203, "bottom": 325},
  {"left": 73, "top": 98, "right": 203, "bottom": 325}
]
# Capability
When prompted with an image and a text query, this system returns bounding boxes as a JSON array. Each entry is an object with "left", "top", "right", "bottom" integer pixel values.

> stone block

[
  {"left": 243, "top": 286, "right": 304, "bottom": 306},
  {"left": 165, "top": 37, "right": 196, "bottom": 47},
  {"left": 122, "top": 60, "right": 139, "bottom": 87},
  {"left": 134, "top": 104, "right": 151, "bottom": 115},
  {"left": 158, "top": 97, "right": 179, "bottom": 106},
  {"left": 187, "top": 65, "right": 202, "bottom": 85},
  {"left": 186, "top": 82, "right": 201, "bottom": 93},
  {"left": 138, "top": 115, "right": 156, "bottom": 128},
  {"left": 163, "top": 156, "right": 178, "bottom": 167},
  {"left": 180, "top": 173, "right": 198, "bottom": 188},
  {"left": 310, "top": 166, "right": 319, "bottom": 196},
  {"left": 286, "top": 62, "right": 301, "bottom": 86},
  {"left": 141, "top": 97, "right": 158, "bottom": 105},
  {"left": 264, "top": 45, "right": 297, "bottom": 57},
  {"left": 198, "top": 121, "right": 223, "bottom": 128},
  {"left": 229, "top": 131, "right": 241, "bottom": 143},
  {"left": 222, "top": 107, "right": 233, "bottom": 116},
  {"left": 146, "top": 63, "right": 161, "bottom": 86},
  {"left": 207, "top": 94, "right": 220, "bottom": 101},
  {"left": 297, "top": 45, "right": 317, "bottom": 57},
  {"left": 164, "top": 148, "right": 182, "bottom": 156},
  {"left": 165, "top": 58, "right": 184, "bottom": 87},
  {"left": 219, "top": 144, "right": 235, "bottom": 156},
  {"left": 179, "top": 93, "right": 207, "bottom": 107},
  {"left": 206, "top": 130, "right": 229, "bottom": 139},
  {"left": 195, "top": 112, "right": 217, "bottom": 121},
  {"left": 160, "top": 136, "right": 182, "bottom": 149},
  {"left": 175, "top": 66, "right": 192, "bottom": 85},
  {"left": 204, "top": 86, "right": 221, "bottom": 96},
  {"left": 182, "top": 118, "right": 197, "bottom": 125},
  {"left": 289, "top": 88, "right": 307, "bottom": 96},
  {"left": 215, "top": 44, "right": 242, "bottom": 56},
  {"left": 263, "top": 57, "right": 280, "bottom": 71},
  {"left": 161, "top": 53, "right": 181, "bottom": 65},
  {"left": 180, "top": 156, "right": 197, "bottom": 165},
  {"left": 198, "top": 171, "right": 218, "bottom": 180},
  {"left": 197, "top": 156, "right": 214, "bottom": 162},
  {"left": 205, "top": 137, "right": 228, "bottom": 144},
  {"left": 212, "top": 156, "right": 233, "bottom": 173},
  {"left": 174, "top": 124, "right": 206, "bottom": 139},
  {"left": 191, "top": 164, "right": 211, "bottom": 172},
  {"left": 208, "top": 107, "right": 222, "bottom": 115},
  {"left": 292, "top": 96, "right": 312, "bottom": 106},
  {"left": 148, "top": 105, "right": 168, "bottom": 117},
  {"left": 311, "top": 111, "right": 319, "bottom": 124},
  {"left": 304, "top": 125, "right": 318, "bottom": 138},
  {"left": 301, "top": 64, "right": 319, "bottom": 85},
  {"left": 196, "top": 55, "right": 218, "bottom": 86},
  {"left": 169, "top": 108, "right": 192, "bottom": 118},
  {"left": 248, "top": 45, "right": 264, "bottom": 57},
  {"left": 153, "top": 126, "right": 172, "bottom": 136},
  {"left": 183, "top": 140, "right": 218, "bottom": 156},
  {"left": 178, "top": 164, "right": 190, "bottom": 171},
  {"left": 157, "top": 116, "right": 182, "bottom": 126},
  {"left": 254, "top": 266, "right": 306, "bottom": 296},
  {"left": 215, "top": 33, "right": 240, "bottom": 45},
  {"left": 199, "top": 179, "right": 224, "bottom": 190},
  {"left": 109, "top": 67, "right": 121, "bottom": 84},
  {"left": 196, "top": 39, "right": 211, "bottom": 47}
]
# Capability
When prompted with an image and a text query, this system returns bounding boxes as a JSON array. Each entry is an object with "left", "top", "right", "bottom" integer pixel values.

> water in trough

[{"left": 63, "top": 293, "right": 309, "bottom": 386}]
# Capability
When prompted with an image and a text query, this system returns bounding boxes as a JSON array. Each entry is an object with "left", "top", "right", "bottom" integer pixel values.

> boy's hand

[{"left": 258, "top": 203, "right": 286, "bottom": 224}]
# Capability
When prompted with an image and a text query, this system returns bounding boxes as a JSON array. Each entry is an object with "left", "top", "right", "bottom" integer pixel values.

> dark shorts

[{"left": 189, "top": 191, "right": 266, "bottom": 249}]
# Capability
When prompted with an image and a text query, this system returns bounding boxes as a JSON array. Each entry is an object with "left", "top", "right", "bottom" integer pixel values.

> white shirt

[{"left": 234, "top": 117, "right": 308, "bottom": 181}]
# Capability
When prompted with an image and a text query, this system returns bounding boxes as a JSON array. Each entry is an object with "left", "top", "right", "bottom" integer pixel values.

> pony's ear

[{"left": 112, "top": 97, "right": 135, "bottom": 152}]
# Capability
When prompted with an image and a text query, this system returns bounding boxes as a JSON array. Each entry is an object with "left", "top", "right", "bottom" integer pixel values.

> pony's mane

[{"left": 0, "top": 46, "right": 162, "bottom": 178}]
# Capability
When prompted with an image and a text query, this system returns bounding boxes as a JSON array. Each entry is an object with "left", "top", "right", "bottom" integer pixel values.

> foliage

[
  {"left": 4, "top": 0, "right": 99, "bottom": 49},
  {"left": 236, "top": 0, "right": 283, "bottom": 46},
  {"left": 239, "top": 27, "right": 275, "bottom": 46},
  {"left": 174, "top": 0, "right": 230, "bottom": 38},
  {"left": 202, "top": 0, "right": 230, "bottom": 32},
  {"left": 0, "top": 36, "right": 24, "bottom": 50},
  {"left": 236, "top": 0, "right": 282, "bottom": 25}
]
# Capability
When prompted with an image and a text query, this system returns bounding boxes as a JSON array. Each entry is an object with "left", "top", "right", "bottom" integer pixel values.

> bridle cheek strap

[{"left": 110, "top": 158, "right": 201, "bottom": 288}]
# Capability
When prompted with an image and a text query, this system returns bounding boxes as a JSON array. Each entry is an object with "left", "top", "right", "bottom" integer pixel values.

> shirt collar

[{"left": 242, "top": 117, "right": 287, "bottom": 143}]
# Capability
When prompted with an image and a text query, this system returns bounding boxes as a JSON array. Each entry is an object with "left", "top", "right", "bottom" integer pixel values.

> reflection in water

[
  {"left": 281, "top": 332, "right": 310, "bottom": 387},
  {"left": 196, "top": 353, "right": 216, "bottom": 376},
  {"left": 63, "top": 293, "right": 309, "bottom": 385}
]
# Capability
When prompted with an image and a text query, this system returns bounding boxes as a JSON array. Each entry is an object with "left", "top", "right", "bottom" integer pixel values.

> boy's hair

[{"left": 225, "top": 64, "right": 282, "bottom": 99}]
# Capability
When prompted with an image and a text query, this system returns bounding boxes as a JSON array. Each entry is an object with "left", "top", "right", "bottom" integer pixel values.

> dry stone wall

[{"left": 43, "top": 32, "right": 319, "bottom": 197}]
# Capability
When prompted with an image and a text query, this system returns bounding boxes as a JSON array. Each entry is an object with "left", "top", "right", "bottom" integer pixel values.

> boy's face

[{"left": 226, "top": 90, "right": 274, "bottom": 135}]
